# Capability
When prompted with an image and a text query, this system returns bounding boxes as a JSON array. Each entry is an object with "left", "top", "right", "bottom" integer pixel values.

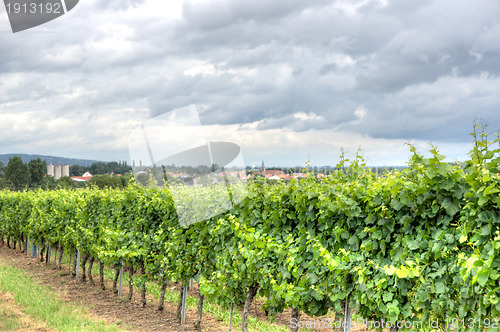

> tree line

[
  {"left": 0, "top": 156, "right": 133, "bottom": 191},
  {"left": 69, "top": 160, "right": 131, "bottom": 177},
  {"left": 0, "top": 156, "right": 48, "bottom": 190}
]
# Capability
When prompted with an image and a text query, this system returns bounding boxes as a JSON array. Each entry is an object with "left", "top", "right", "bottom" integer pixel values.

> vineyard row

[{"left": 1, "top": 136, "right": 500, "bottom": 331}]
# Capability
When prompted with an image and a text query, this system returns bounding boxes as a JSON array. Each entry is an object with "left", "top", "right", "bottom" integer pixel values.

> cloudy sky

[{"left": 0, "top": 0, "right": 499, "bottom": 167}]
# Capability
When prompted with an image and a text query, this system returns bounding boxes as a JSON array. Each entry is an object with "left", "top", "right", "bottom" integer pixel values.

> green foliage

[
  {"left": 56, "top": 176, "right": 76, "bottom": 190},
  {"left": 0, "top": 177, "right": 13, "bottom": 190},
  {"left": 1, "top": 156, "right": 48, "bottom": 190},
  {"left": 89, "top": 161, "right": 131, "bottom": 175},
  {"left": 1, "top": 123, "right": 500, "bottom": 331},
  {"left": 70, "top": 164, "right": 85, "bottom": 176},
  {"left": 41, "top": 176, "right": 57, "bottom": 190},
  {"left": 28, "top": 158, "right": 47, "bottom": 188},
  {"left": 4, "top": 156, "right": 30, "bottom": 191},
  {"left": 89, "top": 174, "right": 125, "bottom": 189},
  {"left": 69, "top": 161, "right": 130, "bottom": 177}
]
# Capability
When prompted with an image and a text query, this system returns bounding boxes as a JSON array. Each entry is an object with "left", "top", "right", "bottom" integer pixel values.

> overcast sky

[{"left": 1, "top": 0, "right": 499, "bottom": 167}]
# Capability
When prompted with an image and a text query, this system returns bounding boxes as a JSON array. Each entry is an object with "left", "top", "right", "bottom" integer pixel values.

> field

[
  {"left": 0, "top": 245, "right": 376, "bottom": 332},
  {"left": 1, "top": 132, "right": 500, "bottom": 332}
]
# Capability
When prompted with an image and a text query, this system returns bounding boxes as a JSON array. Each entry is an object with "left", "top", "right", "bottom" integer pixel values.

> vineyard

[{"left": 1, "top": 127, "right": 500, "bottom": 332}]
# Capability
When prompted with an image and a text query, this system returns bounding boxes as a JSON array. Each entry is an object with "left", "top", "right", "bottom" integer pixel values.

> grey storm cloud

[
  {"left": 93, "top": 0, "right": 148, "bottom": 11},
  {"left": 1, "top": 0, "right": 500, "bottom": 164},
  {"left": 181, "top": 0, "right": 329, "bottom": 31}
]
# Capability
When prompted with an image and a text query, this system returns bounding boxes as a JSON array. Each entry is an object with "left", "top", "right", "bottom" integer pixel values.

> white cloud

[
  {"left": 0, "top": 0, "right": 499, "bottom": 165},
  {"left": 354, "top": 107, "right": 366, "bottom": 119}
]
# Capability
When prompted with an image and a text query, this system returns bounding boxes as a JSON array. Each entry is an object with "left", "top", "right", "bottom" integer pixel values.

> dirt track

[
  {"left": 0, "top": 245, "right": 379, "bottom": 332},
  {"left": 0, "top": 246, "right": 228, "bottom": 332}
]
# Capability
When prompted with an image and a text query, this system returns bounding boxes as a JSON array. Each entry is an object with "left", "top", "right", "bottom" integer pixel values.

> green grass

[
  {"left": 0, "top": 307, "right": 23, "bottom": 331},
  {"left": 0, "top": 262, "right": 124, "bottom": 332}
]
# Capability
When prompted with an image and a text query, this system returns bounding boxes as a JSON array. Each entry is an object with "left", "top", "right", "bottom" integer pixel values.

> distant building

[
  {"left": 63, "top": 165, "right": 70, "bottom": 177},
  {"left": 47, "top": 164, "right": 54, "bottom": 177},
  {"left": 47, "top": 164, "right": 70, "bottom": 180},
  {"left": 259, "top": 162, "right": 289, "bottom": 179},
  {"left": 264, "top": 170, "right": 285, "bottom": 179},
  {"left": 71, "top": 171, "right": 93, "bottom": 182},
  {"left": 226, "top": 171, "right": 247, "bottom": 180}
]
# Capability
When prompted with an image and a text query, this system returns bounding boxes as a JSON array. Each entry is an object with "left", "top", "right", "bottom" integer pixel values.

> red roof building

[{"left": 71, "top": 171, "right": 93, "bottom": 182}]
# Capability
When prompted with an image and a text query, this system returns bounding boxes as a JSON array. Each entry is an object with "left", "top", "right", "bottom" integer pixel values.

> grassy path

[
  {"left": 0, "top": 255, "right": 124, "bottom": 332},
  {"left": 1, "top": 245, "right": 362, "bottom": 332},
  {"left": 0, "top": 287, "right": 51, "bottom": 331}
]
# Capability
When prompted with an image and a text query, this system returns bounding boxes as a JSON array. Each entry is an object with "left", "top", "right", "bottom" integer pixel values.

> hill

[{"left": 0, "top": 154, "right": 103, "bottom": 167}]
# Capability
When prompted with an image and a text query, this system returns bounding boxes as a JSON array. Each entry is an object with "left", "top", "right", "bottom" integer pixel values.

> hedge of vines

[{"left": 1, "top": 127, "right": 500, "bottom": 332}]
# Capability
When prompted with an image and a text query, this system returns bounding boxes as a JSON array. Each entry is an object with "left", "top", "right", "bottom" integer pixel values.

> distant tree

[
  {"left": 120, "top": 172, "right": 132, "bottom": 186},
  {"left": 0, "top": 177, "right": 13, "bottom": 190},
  {"left": 89, "top": 174, "right": 123, "bottom": 189},
  {"left": 112, "top": 176, "right": 125, "bottom": 188},
  {"left": 90, "top": 162, "right": 107, "bottom": 175},
  {"left": 89, "top": 174, "right": 107, "bottom": 189},
  {"left": 0, "top": 161, "right": 4, "bottom": 176},
  {"left": 28, "top": 158, "right": 46, "bottom": 188},
  {"left": 5, "top": 156, "right": 30, "bottom": 191},
  {"left": 107, "top": 161, "right": 119, "bottom": 172},
  {"left": 70, "top": 164, "right": 85, "bottom": 176},
  {"left": 67, "top": 161, "right": 132, "bottom": 179},
  {"left": 115, "top": 161, "right": 131, "bottom": 174},
  {"left": 135, "top": 173, "right": 149, "bottom": 187},
  {"left": 56, "top": 176, "right": 75, "bottom": 189},
  {"left": 41, "top": 176, "right": 57, "bottom": 190}
]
